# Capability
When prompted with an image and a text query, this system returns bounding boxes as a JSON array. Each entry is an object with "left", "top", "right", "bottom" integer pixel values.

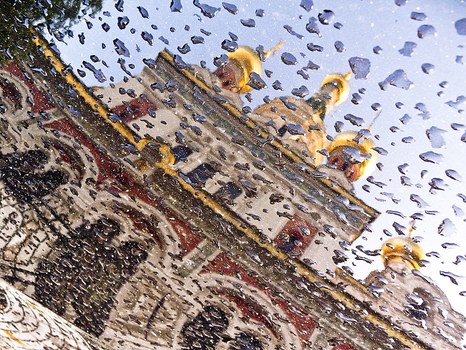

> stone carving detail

[{"left": 0, "top": 280, "right": 101, "bottom": 349}]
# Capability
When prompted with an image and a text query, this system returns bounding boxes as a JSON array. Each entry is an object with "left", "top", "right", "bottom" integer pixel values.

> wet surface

[{"left": 1, "top": 1, "right": 466, "bottom": 349}]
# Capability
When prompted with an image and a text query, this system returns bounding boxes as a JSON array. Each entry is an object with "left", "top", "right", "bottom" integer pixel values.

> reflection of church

[{"left": 0, "top": 33, "right": 464, "bottom": 350}]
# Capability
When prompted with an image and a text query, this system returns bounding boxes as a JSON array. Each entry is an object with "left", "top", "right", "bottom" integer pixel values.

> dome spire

[
  {"left": 319, "top": 72, "right": 351, "bottom": 106},
  {"left": 367, "top": 109, "right": 383, "bottom": 130},
  {"left": 214, "top": 40, "right": 283, "bottom": 94},
  {"left": 326, "top": 109, "right": 383, "bottom": 182},
  {"left": 264, "top": 39, "right": 284, "bottom": 59},
  {"left": 381, "top": 220, "right": 426, "bottom": 271}
]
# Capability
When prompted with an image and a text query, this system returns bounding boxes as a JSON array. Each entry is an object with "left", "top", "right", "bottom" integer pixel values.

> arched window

[{"left": 180, "top": 305, "right": 230, "bottom": 350}]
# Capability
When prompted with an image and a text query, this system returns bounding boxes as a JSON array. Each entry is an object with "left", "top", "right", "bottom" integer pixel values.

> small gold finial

[
  {"left": 343, "top": 70, "right": 352, "bottom": 81},
  {"left": 366, "top": 109, "right": 383, "bottom": 131},
  {"left": 408, "top": 219, "right": 416, "bottom": 237},
  {"left": 264, "top": 40, "right": 284, "bottom": 59}
]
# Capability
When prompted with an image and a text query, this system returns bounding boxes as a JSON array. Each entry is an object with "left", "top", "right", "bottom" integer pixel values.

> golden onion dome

[
  {"left": 320, "top": 72, "right": 351, "bottom": 106},
  {"left": 381, "top": 236, "right": 426, "bottom": 270},
  {"left": 327, "top": 131, "right": 377, "bottom": 180},
  {"left": 227, "top": 46, "right": 263, "bottom": 94},
  {"left": 227, "top": 41, "right": 282, "bottom": 94}
]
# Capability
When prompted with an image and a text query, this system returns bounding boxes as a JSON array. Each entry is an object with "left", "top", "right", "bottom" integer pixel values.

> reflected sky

[{"left": 44, "top": 0, "right": 466, "bottom": 317}]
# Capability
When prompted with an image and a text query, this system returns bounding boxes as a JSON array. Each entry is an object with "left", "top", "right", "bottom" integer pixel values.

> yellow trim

[
  {"left": 3, "top": 330, "right": 25, "bottom": 346},
  {"left": 30, "top": 34, "right": 425, "bottom": 349},
  {"left": 30, "top": 28, "right": 152, "bottom": 152},
  {"left": 150, "top": 158, "right": 425, "bottom": 350}
]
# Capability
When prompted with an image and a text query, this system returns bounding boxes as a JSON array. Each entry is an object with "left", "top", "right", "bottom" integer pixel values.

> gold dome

[
  {"left": 227, "top": 46, "right": 263, "bottom": 94},
  {"left": 327, "top": 131, "right": 377, "bottom": 180},
  {"left": 320, "top": 72, "right": 351, "bottom": 106},
  {"left": 381, "top": 236, "right": 426, "bottom": 270},
  {"left": 226, "top": 41, "right": 283, "bottom": 94}
]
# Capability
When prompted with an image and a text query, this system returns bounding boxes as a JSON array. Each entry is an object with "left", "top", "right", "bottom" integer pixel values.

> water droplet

[
  {"left": 307, "top": 43, "right": 323, "bottom": 52},
  {"left": 379, "top": 69, "right": 413, "bottom": 90},
  {"left": 170, "top": 0, "right": 183, "bottom": 12},
  {"left": 438, "top": 218, "right": 455, "bottom": 236},
  {"left": 349, "top": 57, "right": 371, "bottom": 79},
  {"left": 455, "top": 18, "right": 466, "bottom": 35},
  {"left": 318, "top": 10, "right": 335, "bottom": 25},
  {"left": 401, "top": 136, "right": 414, "bottom": 143},
  {"left": 445, "top": 169, "right": 462, "bottom": 182},
  {"left": 284, "top": 25, "right": 304, "bottom": 39},
  {"left": 272, "top": 80, "right": 283, "bottom": 90},
  {"left": 255, "top": 9, "right": 264, "bottom": 17},
  {"left": 222, "top": 2, "right": 238, "bottom": 14},
  {"left": 113, "top": 39, "right": 130, "bottom": 57},
  {"left": 343, "top": 114, "right": 364, "bottom": 126},
  {"left": 334, "top": 121, "right": 344, "bottom": 132},
  {"left": 291, "top": 85, "right": 309, "bottom": 98},
  {"left": 117, "top": 16, "right": 129, "bottom": 30},
  {"left": 446, "top": 95, "right": 466, "bottom": 109},
  {"left": 410, "top": 194, "right": 429, "bottom": 208},
  {"left": 421, "top": 63, "right": 435, "bottom": 74},
  {"left": 452, "top": 205, "right": 464, "bottom": 217},
  {"left": 334, "top": 40, "right": 345, "bottom": 52},
  {"left": 306, "top": 17, "right": 321, "bottom": 36},
  {"left": 454, "top": 255, "right": 466, "bottom": 265},
  {"left": 115, "top": 0, "right": 124, "bottom": 12},
  {"left": 141, "top": 31, "right": 153, "bottom": 46},
  {"left": 191, "top": 36, "right": 205, "bottom": 44},
  {"left": 417, "top": 24, "right": 437, "bottom": 39},
  {"left": 82, "top": 61, "right": 107, "bottom": 83},
  {"left": 419, "top": 151, "right": 443, "bottom": 164},
  {"left": 410, "top": 12, "right": 427, "bottom": 21},
  {"left": 303, "top": 60, "right": 320, "bottom": 70},
  {"left": 300, "top": 0, "right": 314, "bottom": 12},
  {"left": 399, "top": 41, "right": 417, "bottom": 57},
  {"left": 193, "top": 0, "right": 220, "bottom": 18},
  {"left": 398, "top": 163, "right": 409, "bottom": 175},
  {"left": 246, "top": 72, "right": 267, "bottom": 90},
  {"left": 221, "top": 39, "right": 238, "bottom": 52},
  {"left": 429, "top": 177, "right": 448, "bottom": 191},
  {"left": 351, "top": 93, "right": 362, "bottom": 105},
  {"left": 284, "top": 123, "right": 306, "bottom": 136},
  {"left": 426, "top": 126, "right": 446, "bottom": 148},
  {"left": 442, "top": 243, "right": 460, "bottom": 250},
  {"left": 373, "top": 45, "right": 383, "bottom": 54},
  {"left": 281, "top": 52, "right": 297, "bottom": 65},
  {"left": 240, "top": 18, "right": 256, "bottom": 27},
  {"left": 138, "top": 6, "right": 149, "bottom": 18},
  {"left": 178, "top": 43, "right": 191, "bottom": 54}
]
